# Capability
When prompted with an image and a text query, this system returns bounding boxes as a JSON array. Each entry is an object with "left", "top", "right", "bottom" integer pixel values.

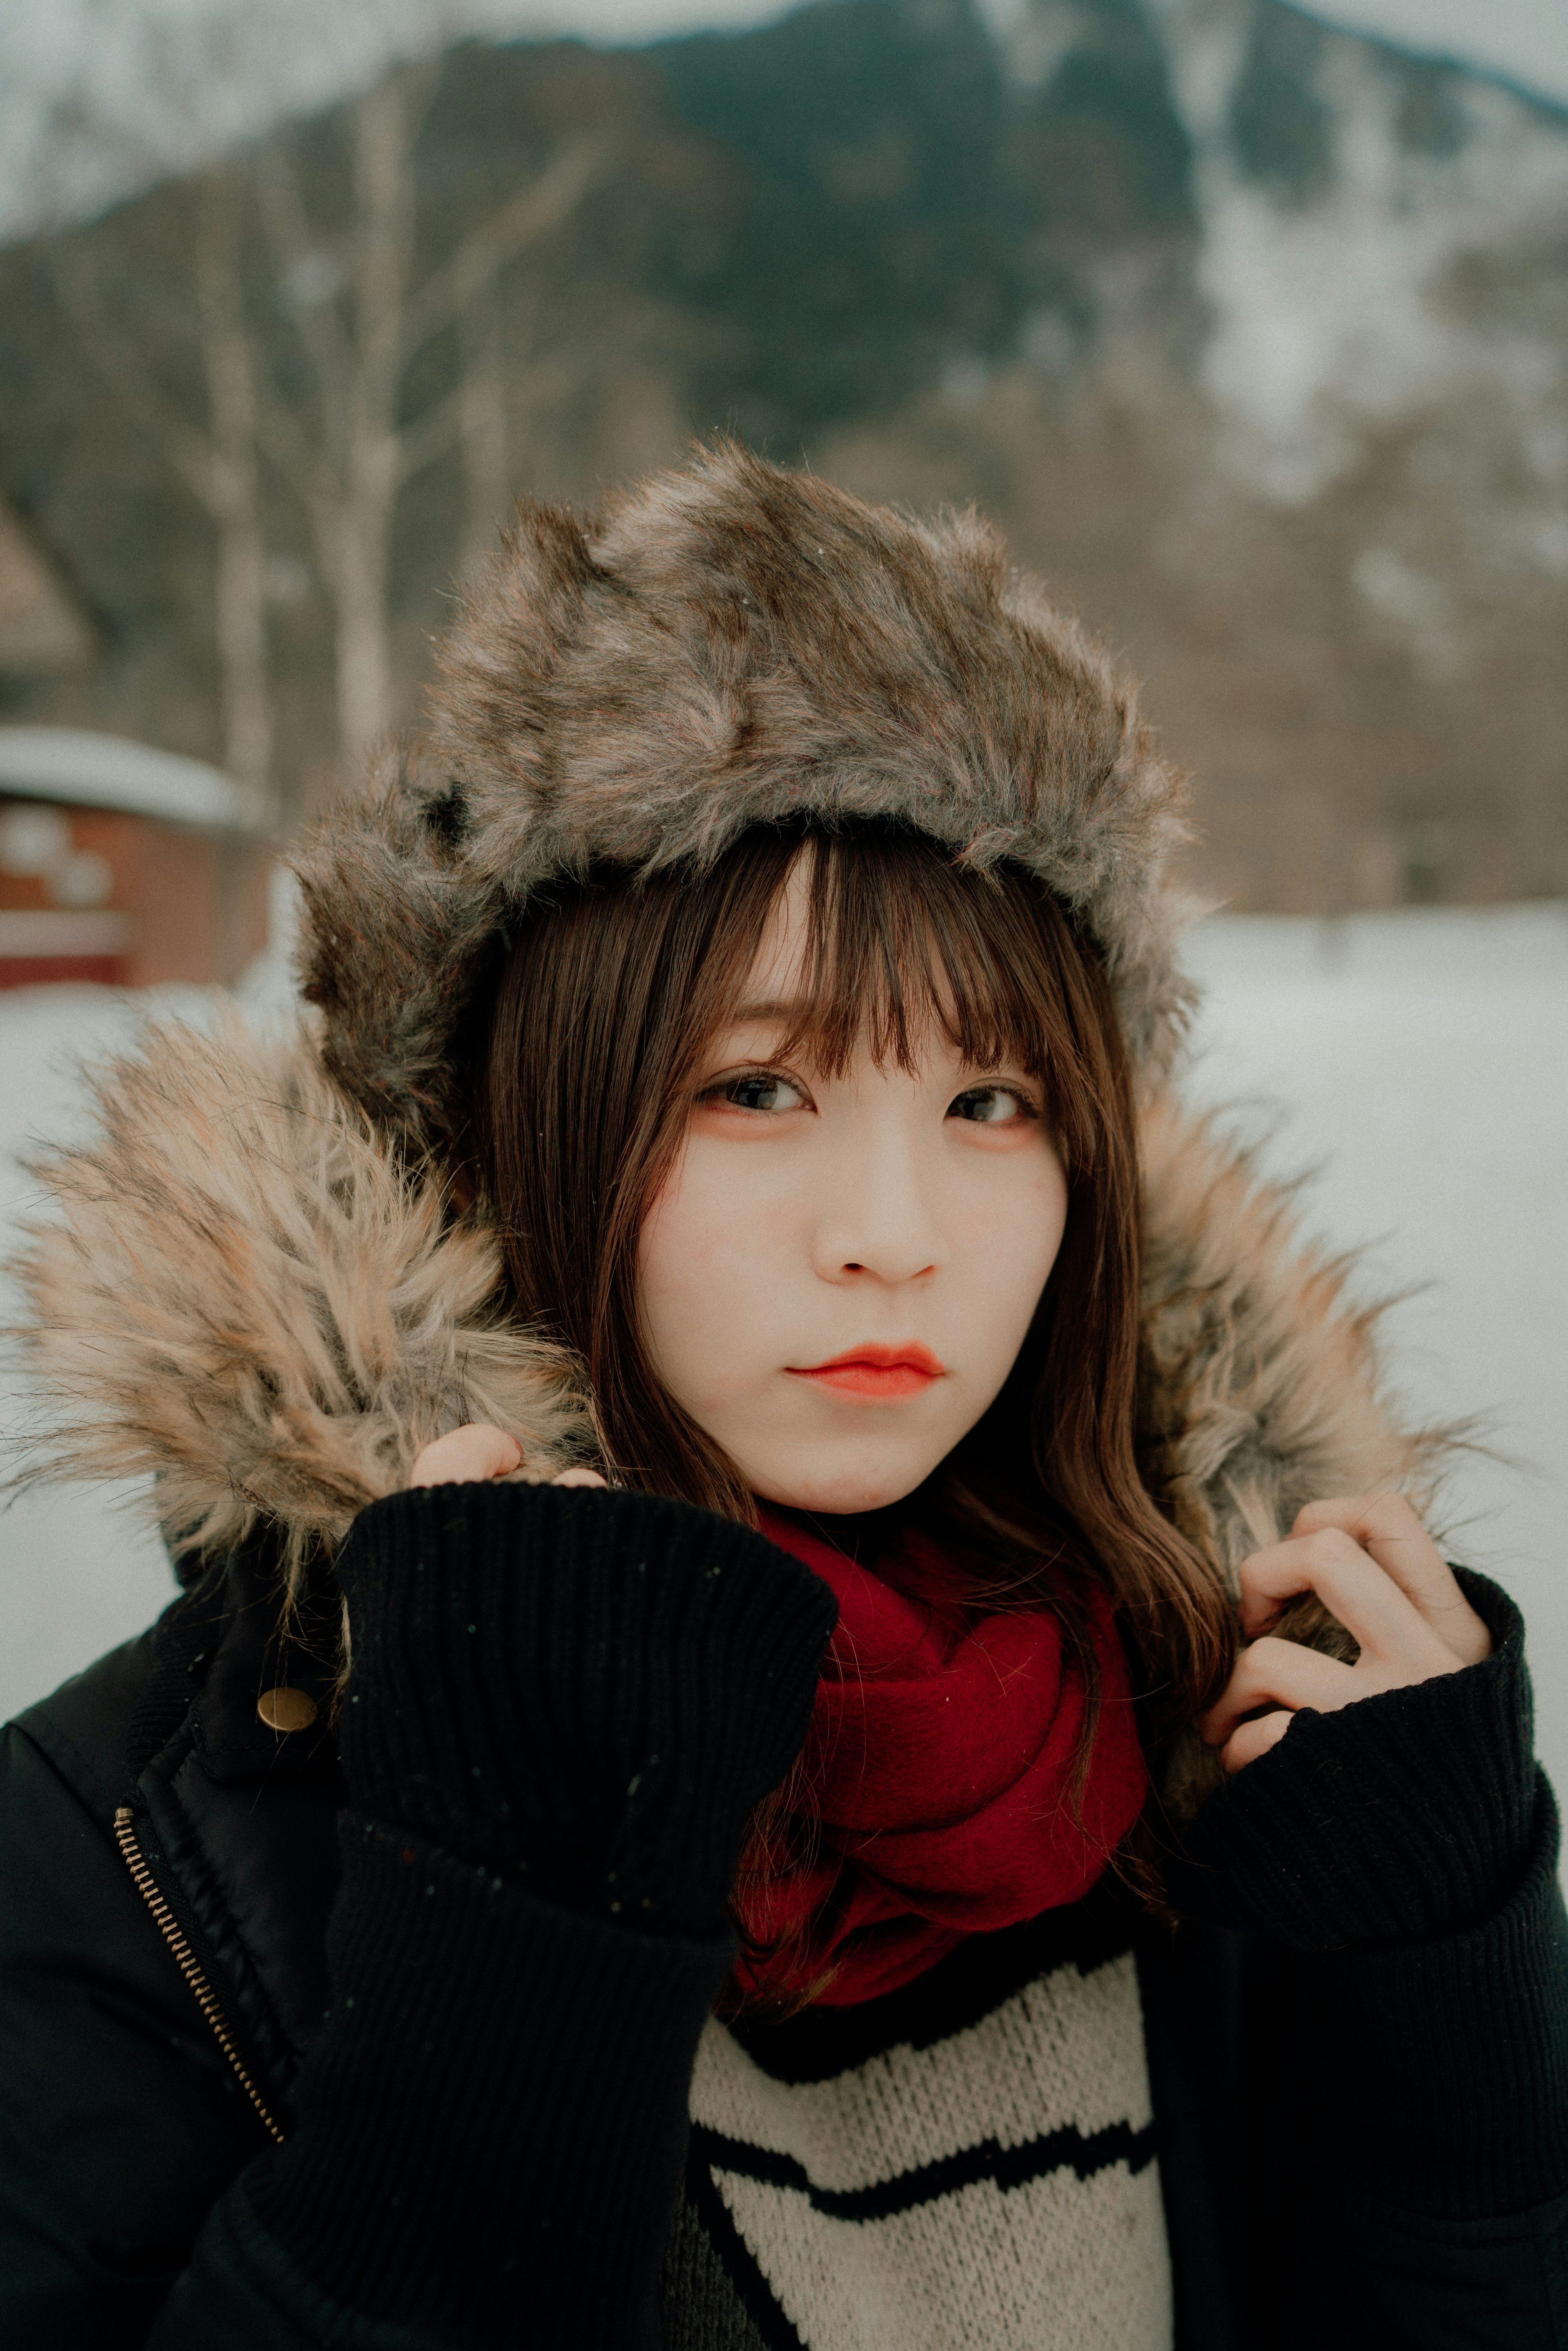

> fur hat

[{"left": 297, "top": 440, "right": 1197, "bottom": 1159}]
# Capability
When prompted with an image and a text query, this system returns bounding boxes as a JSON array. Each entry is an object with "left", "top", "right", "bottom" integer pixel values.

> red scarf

[{"left": 737, "top": 1509, "right": 1147, "bottom": 2007}]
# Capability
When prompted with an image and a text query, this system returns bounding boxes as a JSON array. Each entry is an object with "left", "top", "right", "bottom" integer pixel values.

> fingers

[
  {"left": 409, "top": 1424, "right": 523, "bottom": 1489},
  {"left": 1218, "top": 1708, "right": 1293, "bottom": 1774},
  {"left": 1292, "top": 1494, "right": 1491, "bottom": 1667},
  {"left": 1199, "top": 1635, "right": 1361, "bottom": 1749},
  {"left": 1206, "top": 1493, "right": 1493, "bottom": 1774},
  {"left": 1238, "top": 1526, "right": 1454, "bottom": 1674},
  {"left": 407, "top": 1429, "right": 610, "bottom": 1494},
  {"left": 1294, "top": 1493, "right": 1448, "bottom": 1608}
]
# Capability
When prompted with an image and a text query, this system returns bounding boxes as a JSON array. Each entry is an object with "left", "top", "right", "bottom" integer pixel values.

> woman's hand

[
  {"left": 340, "top": 1472, "right": 840, "bottom": 1941},
  {"left": 409, "top": 1422, "right": 608, "bottom": 1491},
  {"left": 1200, "top": 1493, "right": 1492, "bottom": 1773}
]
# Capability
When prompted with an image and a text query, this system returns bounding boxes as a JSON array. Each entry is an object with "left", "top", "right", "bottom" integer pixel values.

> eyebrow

[
  {"left": 715, "top": 1001, "right": 1027, "bottom": 1076},
  {"left": 726, "top": 998, "right": 809, "bottom": 1024}
]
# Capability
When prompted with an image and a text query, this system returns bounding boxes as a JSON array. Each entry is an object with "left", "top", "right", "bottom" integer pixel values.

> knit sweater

[
  {"left": 672, "top": 1894, "right": 1166, "bottom": 2349},
  {"left": 121, "top": 1477, "right": 1564, "bottom": 2351}
]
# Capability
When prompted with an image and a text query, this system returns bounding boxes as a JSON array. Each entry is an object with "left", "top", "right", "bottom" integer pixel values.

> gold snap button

[{"left": 257, "top": 1686, "right": 318, "bottom": 1733}]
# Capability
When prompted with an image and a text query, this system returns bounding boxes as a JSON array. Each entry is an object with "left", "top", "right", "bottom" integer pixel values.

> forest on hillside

[{"left": 2, "top": 0, "right": 1566, "bottom": 914}]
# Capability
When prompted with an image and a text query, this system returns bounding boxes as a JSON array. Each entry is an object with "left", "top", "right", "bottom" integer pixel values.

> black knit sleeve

[
  {"left": 149, "top": 1483, "right": 838, "bottom": 2351},
  {"left": 1170, "top": 1570, "right": 1568, "bottom": 2348},
  {"left": 1171, "top": 1569, "right": 1540, "bottom": 1953}
]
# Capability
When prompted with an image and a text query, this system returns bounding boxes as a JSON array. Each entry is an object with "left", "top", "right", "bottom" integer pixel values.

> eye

[
  {"left": 948, "top": 1084, "right": 1034, "bottom": 1126},
  {"left": 708, "top": 1070, "right": 809, "bottom": 1114}
]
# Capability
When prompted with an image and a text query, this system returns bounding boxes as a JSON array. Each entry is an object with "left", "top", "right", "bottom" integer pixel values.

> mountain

[{"left": 0, "top": 0, "right": 1563, "bottom": 910}]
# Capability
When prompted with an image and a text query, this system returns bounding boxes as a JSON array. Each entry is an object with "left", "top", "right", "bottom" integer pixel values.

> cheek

[
  {"left": 636, "top": 1148, "right": 784, "bottom": 1398},
  {"left": 637, "top": 1167, "right": 713, "bottom": 1368},
  {"left": 953, "top": 1150, "right": 1070, "bottom": 1354}
]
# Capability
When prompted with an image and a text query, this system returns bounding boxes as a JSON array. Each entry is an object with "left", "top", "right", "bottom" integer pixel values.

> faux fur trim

[
  {"left": 9, "top": 1022, "right": 1436, "bottom": 1643},
  {"left": 9, "top": 1017, "right": 595, "bottom": 1585},
  {"left": 296, "top": 442, "right": 1198, "bottom": 1159},
  {"left": 1136, "top": 1097, "right": 1444, "bottom": 1809},
  {"left": 1138, "top": 1094, "right": 1436, "bottom": 1588}
]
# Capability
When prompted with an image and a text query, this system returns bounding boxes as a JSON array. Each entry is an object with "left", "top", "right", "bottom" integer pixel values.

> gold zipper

[{"left": 113, "top": 1805, "right": 285, "bottom": 2144}]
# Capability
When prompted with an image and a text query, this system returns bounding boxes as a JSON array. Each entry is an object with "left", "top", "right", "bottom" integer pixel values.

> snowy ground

[
  {"left": 1180, "top": 904, "right": 1568, "bottom": 1802},
  {"left": 1, "top": 904, "right": 1564, "bottom": 1806}
]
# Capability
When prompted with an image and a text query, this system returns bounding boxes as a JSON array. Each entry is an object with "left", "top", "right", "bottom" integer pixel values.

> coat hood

[
  {"left": 9, "top": 449, "right": 1447, "bottom": 1803},
  {"left": 11, "top": 1015, "right": 1436, "bottom": 1614},
  {"left": 296, "top": 441, "right": 1196, "bottom": 1163}
]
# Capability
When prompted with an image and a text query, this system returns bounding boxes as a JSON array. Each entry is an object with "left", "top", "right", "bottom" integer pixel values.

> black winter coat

[{"left": 2, "top": 1488, "right": 1567, "bottom": 2351}]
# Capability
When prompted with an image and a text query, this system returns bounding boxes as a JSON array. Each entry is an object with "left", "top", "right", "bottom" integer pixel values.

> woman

[{"left": 0, "top": 443, "right": 1561, "bottom": 2349}]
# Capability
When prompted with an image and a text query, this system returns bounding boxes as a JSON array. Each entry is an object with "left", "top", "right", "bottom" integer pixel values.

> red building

[
  {"left": 0, "top": 502, "right": 272, "bottom": 989},
  {"left": 0, "top": 729, "right": 271, "bottom": 989}
]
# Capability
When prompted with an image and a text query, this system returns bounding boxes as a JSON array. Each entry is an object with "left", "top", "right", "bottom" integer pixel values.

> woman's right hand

[
  {"left": 338, "top": 1472, "right": 839, "bottom": 1940},
  {"left": 410, "top": 1421, "right": 608, "bottom": 1491}
]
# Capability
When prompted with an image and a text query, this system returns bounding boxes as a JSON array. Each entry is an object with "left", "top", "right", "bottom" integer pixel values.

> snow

[
  {"left": 1154, "top": 0, "right": 1568, "bottom": 509},
  {"left": 0, "top": 985, "right": 212, "bottom": 1725},
  {"left": 1181, "top": 903, "right": 1568, "bottom": 1803},
  {"left": 0, "top": 726, "right": 270, "bottom": 829},
  {"left": 1, "top": 905, "right": 1565, "bottom": 1819}
]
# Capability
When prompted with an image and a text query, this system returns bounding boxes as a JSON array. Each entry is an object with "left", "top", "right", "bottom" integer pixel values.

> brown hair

[{"left": 468, "top": 822, "right": 1232, "bottom": 1956}]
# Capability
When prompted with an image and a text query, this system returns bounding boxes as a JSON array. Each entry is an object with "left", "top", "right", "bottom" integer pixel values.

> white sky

[
  {"left": 1311, "top": 0, "right": 1568, "bottom": 107},
  {"left": 0, "top": 0, "right": 1564, "bottom": 244}
]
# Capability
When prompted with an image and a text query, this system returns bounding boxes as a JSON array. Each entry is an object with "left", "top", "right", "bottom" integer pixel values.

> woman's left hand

[
  {"left": 1199, "top": 1494, "right": 1493, "bottom": 1773},
  {"left": 408, "top": 1422, "right": 608, "bottom": 1491}
]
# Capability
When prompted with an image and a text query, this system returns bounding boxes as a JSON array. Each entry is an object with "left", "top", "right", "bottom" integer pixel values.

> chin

[{"left": 750, "top": 1452, "right": 934, "bottom": 1517}]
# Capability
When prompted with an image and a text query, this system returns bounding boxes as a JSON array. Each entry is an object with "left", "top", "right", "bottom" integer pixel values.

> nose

[{"left": 809, "top": 1112, "right": 941, "bottom": 1288}]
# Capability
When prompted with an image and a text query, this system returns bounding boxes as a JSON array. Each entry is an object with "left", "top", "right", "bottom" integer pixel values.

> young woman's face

[{"left": 637, "top": 863, "right": 1070, "bottom": 1515}]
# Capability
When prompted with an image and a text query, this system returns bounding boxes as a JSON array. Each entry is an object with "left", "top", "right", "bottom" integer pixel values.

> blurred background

[{"left": 0, "top": 0, "right": 1563, "bottom": 1791}]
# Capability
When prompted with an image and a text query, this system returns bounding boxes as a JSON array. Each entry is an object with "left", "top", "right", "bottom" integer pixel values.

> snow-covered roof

[{"left": 0, "top": 729, "right": 270, "bottom": 831}]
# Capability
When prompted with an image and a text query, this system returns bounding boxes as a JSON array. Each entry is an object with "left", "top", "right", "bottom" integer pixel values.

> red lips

[{"left": 785, "top": 1342, "right": 946, "bottom": 1399}]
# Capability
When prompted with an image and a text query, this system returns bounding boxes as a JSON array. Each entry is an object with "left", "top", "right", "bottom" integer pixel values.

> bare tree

[
  {"left": 455, "top": 288, "right": 584, "bottom": 582},
  {"left": 193, "top": 172, "right": 271, "bottom": 800},
  {"left": 50, "top": 169, "right": 274, "bottom": 805},
  {"left": 46, "top": 54, "right": 604, "bottom": 809},
  {"left": 254, "top": 66, "right": 604, "bottom": 777},
  {"left": 458, "top": 293, "right": 510, "bottom": 575}
]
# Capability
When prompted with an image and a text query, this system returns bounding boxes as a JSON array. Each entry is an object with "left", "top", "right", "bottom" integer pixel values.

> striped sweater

[{"left": 663, "top": 1892, "right": 1169, "bottom": 2349}]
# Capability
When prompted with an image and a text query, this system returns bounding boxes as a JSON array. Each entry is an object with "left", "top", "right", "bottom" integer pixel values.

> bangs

[
  {"left": 479, "top": 807, "right": 1229, "bottom": 1832},
  {"left": 692, "top": 824, "right": 1110, "bottom": 1176}
]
